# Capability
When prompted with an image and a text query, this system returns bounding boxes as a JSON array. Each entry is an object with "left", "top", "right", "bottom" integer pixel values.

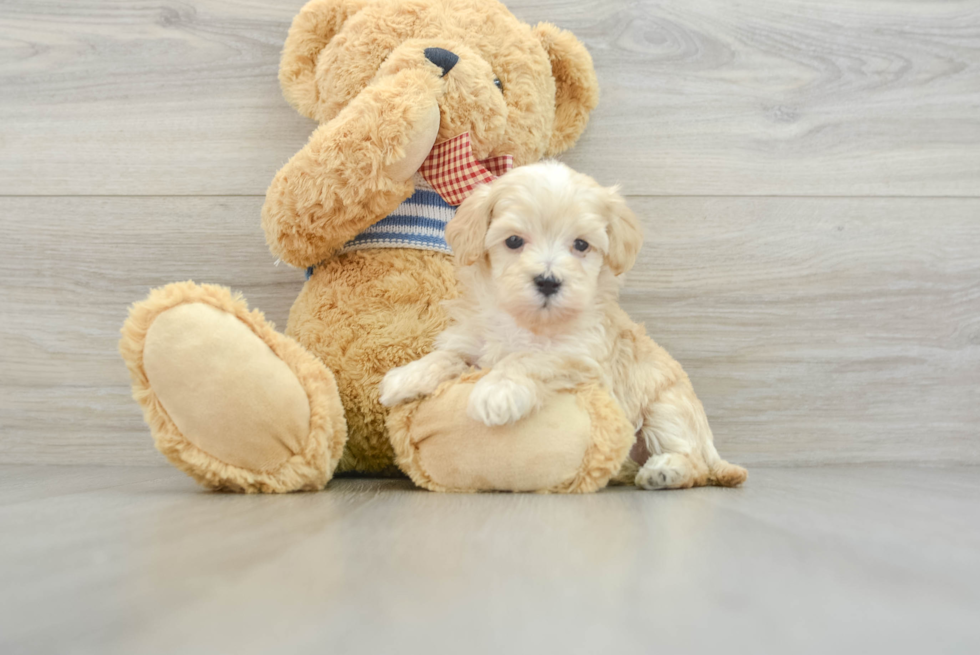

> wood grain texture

[
  {"left": 2, "top": 195, "right": 977, "bottom": 466},
  {"left": 1, "top": 0, "right": 978, "bottom": 196},
  {"left": 626, "top": 196, "right": 980, "bottom": 465},
  {"left": 1, "top": 465, "right": 979, "bottom": 654},
  {"left": 0, "top": 196, "right": 306, "bottom": 465}
]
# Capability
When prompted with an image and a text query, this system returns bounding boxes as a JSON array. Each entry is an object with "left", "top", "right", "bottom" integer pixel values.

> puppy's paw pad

[
  {"left": 468, "top": 377, "right": 536, "bottom": 426},
  {"left": 635, "top": 464, "right": 691, "bottom": 490}
]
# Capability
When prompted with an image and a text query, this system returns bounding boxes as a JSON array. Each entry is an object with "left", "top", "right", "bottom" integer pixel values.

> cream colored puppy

[{"left": 380, "top": 162, "right": 746, "bottom": 489}]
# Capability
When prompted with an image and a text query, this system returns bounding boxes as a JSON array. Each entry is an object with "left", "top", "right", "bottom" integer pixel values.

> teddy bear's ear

[
  {"left": 279, "top": 0, "right": 370, "bottom": 119},
  {"left": 532, "top": 23, "right": 600, "bottom": 157}
]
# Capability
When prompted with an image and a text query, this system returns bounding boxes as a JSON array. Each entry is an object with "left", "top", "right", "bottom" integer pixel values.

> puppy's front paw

[
  {"left": 379, "top": 363, "right": 430, "bottom": 407},
  {"left": 467, "top": 376, "right": 537, "bottom": 426}
]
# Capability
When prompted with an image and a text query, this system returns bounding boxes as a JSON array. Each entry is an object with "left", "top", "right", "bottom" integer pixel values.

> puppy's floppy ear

[
  {"left": 533, "top": 23, "right": 600, "bottom": 157},
  {"left": 604, "top": 187, "right": 643, "bottom": 276},
  {"left": 279, "top": 0, "right": 370, "bottom": 120},
  {"left": 446, "top": 183, "right": 494, "bottom": 266}
]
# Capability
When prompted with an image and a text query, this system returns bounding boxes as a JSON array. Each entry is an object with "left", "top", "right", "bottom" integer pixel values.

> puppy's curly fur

[{"left": 381, "top": 162, "right": 746, "bottom": 489}]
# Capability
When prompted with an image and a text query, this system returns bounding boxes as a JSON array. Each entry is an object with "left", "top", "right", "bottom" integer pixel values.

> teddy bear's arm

[{"left": 261, "top": 68, "right": 443, "bottom": 268}]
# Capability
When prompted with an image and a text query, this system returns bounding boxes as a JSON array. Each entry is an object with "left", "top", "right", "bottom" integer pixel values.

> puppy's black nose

[
  {"left": 424, "top": 47, "right": 459, "bottom": 77},
  {"left": 534, "top": 275, "right": 562, "bottom": 297}
]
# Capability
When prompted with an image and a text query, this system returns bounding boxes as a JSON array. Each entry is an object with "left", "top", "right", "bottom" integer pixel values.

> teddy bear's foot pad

[
  {"left": 387, "top": 374, "right": 635, "bottom": 493},
  {"left": 143, "top": 303, "right": 310, "bottom": 472},
  {"left": 120, "top": 282, "right": 348, "bottom": 493}
]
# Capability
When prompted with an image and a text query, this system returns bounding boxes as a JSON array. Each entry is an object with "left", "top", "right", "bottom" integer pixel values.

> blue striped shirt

[{"left": 306, "top": 176, "right": 455, "bottom": 279}]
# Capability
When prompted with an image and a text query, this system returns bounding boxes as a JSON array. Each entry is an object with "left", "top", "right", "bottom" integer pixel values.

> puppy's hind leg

[
  {"left": 703, "top": 441, "right": 748, "bottom": 488},
  {"left": 635, "top": 382, "right": 747, "bottom": 489},
  {"left": 636, "top": 452, "right": 708, "bottom": 490}
]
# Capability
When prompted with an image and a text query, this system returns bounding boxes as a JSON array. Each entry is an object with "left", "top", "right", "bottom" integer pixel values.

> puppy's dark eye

[
  {"left": 505, "top": 235, "right": 524, "bottom": 249},
  {"left": 573, "top": 239, "right": 590, "bottom": 252},
  {"left": 493, "top": 77, "right": 503, "bottom": 92}
]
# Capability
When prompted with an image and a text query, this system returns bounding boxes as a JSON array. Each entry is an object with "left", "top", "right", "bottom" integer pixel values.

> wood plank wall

[{"left": 1, "top": 0, "right": 978, "bottom": 466}]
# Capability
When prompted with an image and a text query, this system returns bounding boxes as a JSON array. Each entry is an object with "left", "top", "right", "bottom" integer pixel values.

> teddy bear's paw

[
  {"left": 635, "top": 453, "right": 698, "bottom": 490},
  {"left": 467, "top": 375, "right": 538, "bottom": 427},
  {"left": 120, "top": 281, "right": 348, "bottom": 493}
]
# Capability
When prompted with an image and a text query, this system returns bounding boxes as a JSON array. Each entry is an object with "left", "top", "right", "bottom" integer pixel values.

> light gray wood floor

[{"left": 1, "top": 465, "right": 978, "bottom": 654}]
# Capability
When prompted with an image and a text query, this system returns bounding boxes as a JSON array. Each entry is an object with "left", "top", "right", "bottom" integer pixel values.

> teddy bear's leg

[
  {"left": 386, "top": 374, "right": 634, "bottom": 493},
  {"left": 119, "top": 281, "right": 347, "bottom": 493}
]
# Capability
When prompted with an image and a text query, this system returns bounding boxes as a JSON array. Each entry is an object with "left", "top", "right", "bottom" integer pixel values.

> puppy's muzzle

[{"left": 533, "top": 274, "right": 562, "bottom": 298}]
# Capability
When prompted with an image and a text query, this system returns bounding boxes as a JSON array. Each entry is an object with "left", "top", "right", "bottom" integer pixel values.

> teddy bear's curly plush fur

[{"left": 120, "top": 0, "right": 632, "bottom": 493}]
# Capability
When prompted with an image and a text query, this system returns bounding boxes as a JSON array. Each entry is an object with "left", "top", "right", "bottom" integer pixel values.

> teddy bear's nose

[{"left": 424, "top": 47, "right": 459, "bottom": 77}]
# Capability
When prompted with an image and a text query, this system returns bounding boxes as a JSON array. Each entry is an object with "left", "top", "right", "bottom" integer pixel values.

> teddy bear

[{"left": 119, "top": 0, "right": 636, "bottom": 493}]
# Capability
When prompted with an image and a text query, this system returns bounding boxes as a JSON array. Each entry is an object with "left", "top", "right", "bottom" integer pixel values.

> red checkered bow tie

[{"left": 419, "top": 132, "right": 513, "bottom": 206}]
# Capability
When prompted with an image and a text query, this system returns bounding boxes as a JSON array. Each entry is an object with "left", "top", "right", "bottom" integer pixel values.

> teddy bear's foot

[
  {"left": 386, "top": 372, "right": 634, "bottom": 493},
  {"left": 120, "top": 282, "right": 347, "bottom": 493}
]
